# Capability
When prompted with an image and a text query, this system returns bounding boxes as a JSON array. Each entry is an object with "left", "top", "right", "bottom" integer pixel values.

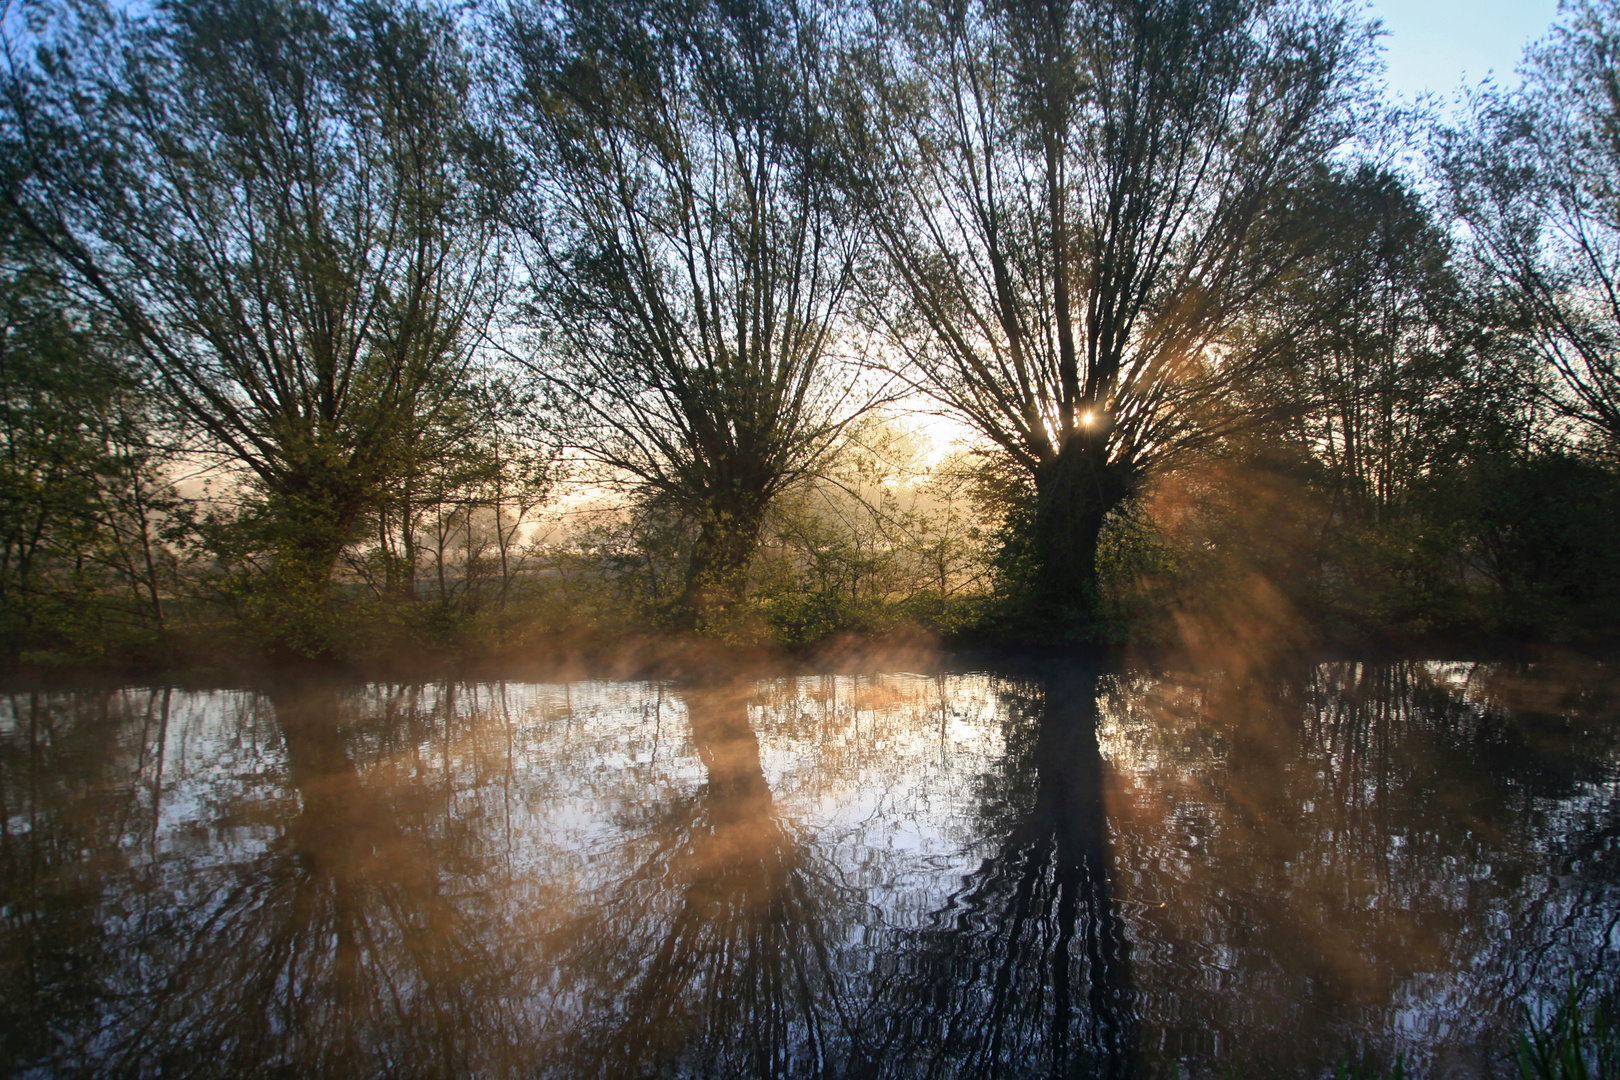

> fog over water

[{"left": 2, "top": 659, "right": 1617, "bottom": 1078}]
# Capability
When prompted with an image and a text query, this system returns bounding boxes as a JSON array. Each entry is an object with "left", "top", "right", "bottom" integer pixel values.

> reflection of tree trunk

[
  {"left": 880, "top": 666, "right": 1135, "bottom": 1079},
  {"left": 578, "top": 681, "right": 854, "bottom": 1078},
  {"left": 273, "top": 687, "right": 384, "bottom": 1056},
  {"left": 1041, "top": 667, "right": 1134, "bottom": 1078},
  {"left": 98, "top": 687, "right": 513, "bottom": 1078},
  {"left": 685, "top": 682, "right": 774, "bottom": 834}
]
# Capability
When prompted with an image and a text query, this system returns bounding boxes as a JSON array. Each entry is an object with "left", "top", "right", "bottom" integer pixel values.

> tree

[
  {"left": 1445, "top": 0, "right": 1620, "bottom": 455},
  {"left": 496, "top": 0, "right": 874, "bottom": 627},
  {"left": 1250, "top": 163, "right": 1488, "bottom": 524},
  {"left": 836, "top": 0, "right": 1375, "bottom": 636},
  {"left": 1, "top": 0, "right": 501, "bottom": 655},
  {"left": 0, "top": 219, "right": 177, "bottom": 655},
  {"left": 351, "top": 370, "right": 553, "bottom": 611}
]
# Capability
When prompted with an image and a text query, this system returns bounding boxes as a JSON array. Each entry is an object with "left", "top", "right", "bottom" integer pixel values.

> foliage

[
  {"left": 0, "top": 225, "right": 178, "bottom": 660},
  {"left": 1455, "top": 450, "right": 1620, "bottom": 640},
  {"left": 836, "top": 0, "right": 1379, "bottom": 637},
  {"left": 496, "top": 0, "right": 876, "bottom": 626},
  {"left": 1517, "top": 985, "right": 1620, "bottom": 1080},
  {"left": 1445, "top": 1, "right": 1620, "bottom": 452},
  {"left": 2, "top": 0, "right": 503, "bottom": 656},
  {"left": 750, "top": 424, "right": 993, "bottom": 646},
  {"left": 3, "top": 0, "right": 1620, "bottom": 663},
  {"left": 343, "top": 370, "right": 556, "bottom": 613}
]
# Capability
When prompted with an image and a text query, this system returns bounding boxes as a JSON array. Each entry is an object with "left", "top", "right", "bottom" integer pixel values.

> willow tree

[
  {"left": 497, "top": 0, "right": 868, "bottom": 626},
  {"left": 1, "top": 0, "right": 500, "bottom": 654},
  {"left": 1445, "top": 1, "right": 1620, "bottom": 453},
  {"left": 838, "top": 0, "right": 1374, "bottom": 636}
]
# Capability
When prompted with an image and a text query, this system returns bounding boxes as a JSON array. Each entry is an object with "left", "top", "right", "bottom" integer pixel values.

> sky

[{"left": 1365, "top": 0, "right": 1563, "bottom": 105}]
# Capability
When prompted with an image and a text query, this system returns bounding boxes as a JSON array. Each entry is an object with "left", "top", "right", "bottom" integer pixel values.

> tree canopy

[
  {"left": 834, "top": 0, "right": 1378, "bottom": 635},
  {"left": 496, "top": 0, "right": 876, "bottom": 626},
  {"left": 1446, "top": 0, "right": 1620, "bottom": 455},
  {"left": 2, "top": 0, "right": 502, "bottom": 653},
  {"left": 0, "top": 0, "right": 1616, "bottom": 660}
]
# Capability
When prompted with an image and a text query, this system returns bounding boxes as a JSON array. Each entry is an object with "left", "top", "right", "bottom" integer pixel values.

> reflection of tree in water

[
  {"left": 6, "top": 665, "right": 1617, "bottom": 1080},
  {"left": 1300, "top": 663, "right": 1620, "bottom": 1019},
  {"left": 0, "top": 689, "right": 164, "bottom": 1071},
  {"left": 1412, "top": 663, "right": 1620, "bottom": 1016},
  {"left": 78, "top": 687, "right": 522, "bottom": 1078},
  {"left": 558, "top": 680, "right": 862, "bottom": 1079},
  {"left": 867, "top": 666, "right": 1134, "bottom": 1080},
  {"left": 1104, "top": 660, "right": 1620, "bottom": 1077}
]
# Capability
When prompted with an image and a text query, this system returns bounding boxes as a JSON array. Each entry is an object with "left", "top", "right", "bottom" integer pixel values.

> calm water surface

[{"left": 2, "top": 660, "right": 1617, "bottom": 1078}]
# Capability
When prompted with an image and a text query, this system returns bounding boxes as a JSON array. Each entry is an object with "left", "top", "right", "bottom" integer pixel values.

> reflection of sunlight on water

[{"left": 1, "top": 661, "right": 1617, "bottom": 1079}]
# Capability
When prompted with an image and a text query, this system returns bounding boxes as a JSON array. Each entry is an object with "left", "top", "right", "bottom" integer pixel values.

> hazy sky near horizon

[{"left": 1365, "top": 0, "right": 1562, "bottom": 104}]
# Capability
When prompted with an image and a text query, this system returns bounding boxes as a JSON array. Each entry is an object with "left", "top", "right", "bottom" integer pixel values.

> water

[{"left": 1, "top": 659, "right": 1616, "bottom": 1078}]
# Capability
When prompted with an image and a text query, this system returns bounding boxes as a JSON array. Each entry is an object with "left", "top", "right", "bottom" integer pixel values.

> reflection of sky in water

[{"left": 1, "top": 662, "right": 1617, "bottom": 1079}]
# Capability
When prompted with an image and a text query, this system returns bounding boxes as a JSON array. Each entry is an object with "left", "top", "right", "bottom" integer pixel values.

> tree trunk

[
  {"left": 1029, "top": 437, "right": 1132, "bottom": 641},
  {"left": 399, "top": 480, "right": 417, "bottom": 602},
  {"left": 681, "top": 488, "right": 770, "bottom": 631},
  {"left": 130, "top": 472, "right": 166, "bottom": 634},
  {"left": 264, "top": 536, "right": 349, "bottom": 660},
  {"left": 260, "top": 485, "right": 363, "bottom": 660}
]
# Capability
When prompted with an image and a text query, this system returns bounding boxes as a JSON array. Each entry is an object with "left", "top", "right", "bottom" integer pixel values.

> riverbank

[{"left": 4, "top": 605, "right": 1614, "bottom": 693}]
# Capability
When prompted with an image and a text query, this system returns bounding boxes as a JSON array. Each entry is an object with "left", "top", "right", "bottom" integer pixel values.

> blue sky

[{"left": 1365, "top": 0, "right": 1563, "bottom": 102}]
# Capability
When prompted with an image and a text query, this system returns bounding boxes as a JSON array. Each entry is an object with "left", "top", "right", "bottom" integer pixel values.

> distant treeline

[{"left": 2, "top": 0, "right": 1619, "bottom": 666}]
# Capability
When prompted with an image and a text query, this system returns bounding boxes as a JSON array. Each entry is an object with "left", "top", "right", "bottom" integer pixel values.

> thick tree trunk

[
  {"left": 681, "top": 488, "right": 770, "bottom": 631},
  {"left": 263, "top": 535, "right": 349, "bottom": 660},
  {"left": 1029, "top": 437, "right": 1132, "bottom": 640},
  {"left": 260, "top": 484, "right": 364, "bottom": 660}
]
